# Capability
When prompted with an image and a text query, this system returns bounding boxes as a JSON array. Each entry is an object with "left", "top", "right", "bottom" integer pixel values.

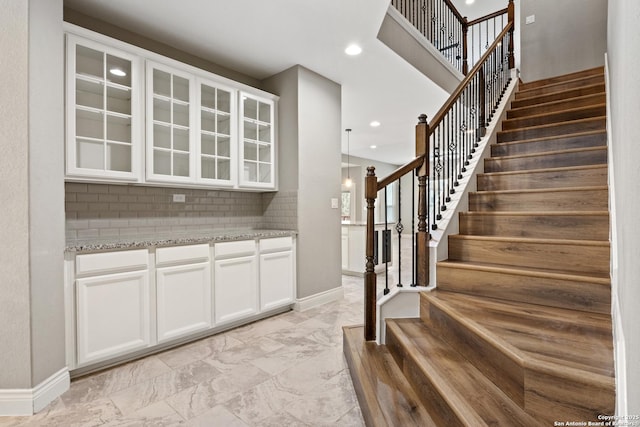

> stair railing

[
  {"left": 390, "top": 0, "right": 511, "bottom": 75},
  {"left": 363, "top": 0, "right": 515, "bottom": 341}
]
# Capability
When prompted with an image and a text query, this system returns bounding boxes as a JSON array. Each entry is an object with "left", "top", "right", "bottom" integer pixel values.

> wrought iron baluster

[
  {"left": 384, "top": 186, "right": 389, "bottom": 295},
  {"left": 411, "top": 171, "right": 416, "bottom": 287},
  {"left": 396, "top": 178, "right": 403, "bottom": 287}
]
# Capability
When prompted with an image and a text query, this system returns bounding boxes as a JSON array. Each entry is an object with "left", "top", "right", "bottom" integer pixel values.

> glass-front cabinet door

[
  {"left": 239, "top": 92, "right": 275, "bottom": 189},
  {"left": 66, "top": 35, "right": 141, "bottom": 181},
  {"left": 197, "top": 80, "right": 236, "bottom": 186},
  {"left": 146, "top": 62, "right": 196, "bottom": 183}
]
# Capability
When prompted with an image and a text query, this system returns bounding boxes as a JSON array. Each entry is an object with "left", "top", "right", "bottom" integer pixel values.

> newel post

[
  {"left": 415, "top": 114, "right": 430, "bottom": 287},
  {"left": 462, "top": 17, "right": 469, "bottom": 76},
  {"left": 364, "top": 166, "right": 378, "bottom": 341},
  {"left": 508, "top": 0, "right": 515, "bottom": 69}
]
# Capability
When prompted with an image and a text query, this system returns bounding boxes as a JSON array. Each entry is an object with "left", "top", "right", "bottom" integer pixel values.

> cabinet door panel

[
  {"left": 156, "top": 262, "right": 212, "bottom": 342},
  {"left": 214, "top": 256, "right": 258, "bottom": 324},
  {"left": 260, "top": 250, "right": 295, "bottom": 311},
  {"left": 76, "top": 270, "right": 150, "bottom": 365}
]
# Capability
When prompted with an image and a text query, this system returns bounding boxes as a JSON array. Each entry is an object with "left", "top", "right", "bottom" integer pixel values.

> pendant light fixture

[{"left": 344, "top": 128, "right": 353, "bottom": 187}]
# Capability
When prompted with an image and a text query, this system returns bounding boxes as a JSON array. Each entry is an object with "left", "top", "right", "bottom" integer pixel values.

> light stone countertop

[{"left": 65, "top": 228, "right": 297, "bottom": 253}]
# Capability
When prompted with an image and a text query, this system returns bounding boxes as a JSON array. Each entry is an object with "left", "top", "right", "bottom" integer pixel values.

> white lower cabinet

[
  {"left": 214, "top": 240, "right": 258, "bottom": 324},
  {"left": 69, "top": 236, "right": 295, "bottom": 370},
  {"left": 259, "top": 237, "right": 295, "bottom": 311},
  {"left": 76, "top": 269, "right": 150, "bottom": 366}
]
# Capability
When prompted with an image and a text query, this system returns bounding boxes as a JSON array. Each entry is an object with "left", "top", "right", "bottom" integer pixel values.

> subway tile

[{"left": 65, "top": 182, "right": 88, "bottom": 193}]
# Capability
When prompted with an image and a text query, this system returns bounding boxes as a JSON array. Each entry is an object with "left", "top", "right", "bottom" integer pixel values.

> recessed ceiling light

[
  {"left": 345, "top": 44, "right": 362, "bottom": 56},
  {"left": 109, "top": 68, "right": 127, "bottom": 77},
  {"left": 370, "top": 145, "right": 377, "bottom": 149},
  {"left": 465, "top": 0, "right": 475, "bottom": 4},
  {"left": 370, "top": 121, "right": 381, "bottom": 127}
]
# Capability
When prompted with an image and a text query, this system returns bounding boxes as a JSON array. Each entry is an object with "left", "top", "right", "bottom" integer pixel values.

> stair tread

[
  {"left": 424, "top": 291, "right": 615, "bottom": 379},
  {"left": 518, "top": 67, "right": 603, "bottom": 90},
  {"left": 503, "top": 103, "right": 606, "bottom": 125},
  {"left": 342, "top": 325, "right": 438, "bottom": 427},
  {"left": 387, "top": 319, "right": 538, "bottom": 426},
  {"left": 496, "top": 129, "right": 606, "bottom": 147},
  {"left": 508, "top": 93, "right": 606, "bottom": 118},
  {"left": 516, "top": 75, "right": 605, "bottom": 99},
  {"left": 488, "top": 145, "right": 606, "bottom": 161},
  {"left": 498, "top": 115, "right": 606, "bottom": 135},
  {"left": 480, "top": 164, "right": 607, "bottom": 177},
  {"left": 437, "top": 259, "right": 611, "bottom": 282},
  {"left": 460, "top": 210, "right": 609, "bottom": 216},
  {"left": 511, "top": 83, "right": 605, "bottom": 108},
  {"left": 473, "top": 185, "right": 608, "bottom": 195},
  {"left": 449, "top": 234, "right": 609, "bottom": 247}
]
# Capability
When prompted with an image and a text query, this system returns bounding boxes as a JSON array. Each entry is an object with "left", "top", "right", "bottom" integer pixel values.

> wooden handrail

[
  {"left": 376, "top": 156, "right": 424, "bottom": 191},
  {"left": 443, "top": 0, "right": 466, "bottom": 24},
  {"left": 428, "top": 20, "right": 513, "bottom": 133},
  {"left": 467, "top": 8, "right": 508, "bottom": 26}
]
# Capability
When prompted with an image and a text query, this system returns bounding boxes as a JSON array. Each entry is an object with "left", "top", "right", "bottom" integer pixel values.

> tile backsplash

[{"left": 65, "top": 183, "right": 297, "bottom": 239}]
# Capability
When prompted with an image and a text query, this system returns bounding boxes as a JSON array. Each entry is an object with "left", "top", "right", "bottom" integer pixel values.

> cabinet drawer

[
  {"left": 76, "top": 249, "right": 148, "bottom": 276},
  {"left": 259, "top": 236, "right": 293, "bottom": 253},
  {"left": 214, "top": 240, "right": 256, "bottom": 259},
  {"left": 156, "top": 244, "right": 209, "bottom": 266}
]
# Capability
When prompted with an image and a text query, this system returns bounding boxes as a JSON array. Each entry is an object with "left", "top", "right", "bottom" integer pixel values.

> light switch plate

[
  {"left": 331, "top": 198, "right": 339, "bottom": 209},
  {"left": 525, "top": 15, "right": 535, "bottom": 24},
  {"left": 173, "top": 194, "right": 186, "bottom": 203}
]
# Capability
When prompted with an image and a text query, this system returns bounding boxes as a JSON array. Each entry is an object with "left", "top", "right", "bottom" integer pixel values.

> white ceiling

[{"left": 64, "top": 0, "right": 504, "bottom": 165}]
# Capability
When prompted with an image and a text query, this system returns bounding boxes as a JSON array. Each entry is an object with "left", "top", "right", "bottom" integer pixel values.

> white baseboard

[
  {"left": 0, "top": 367, "right": 70, "bottom": 416},
  {"left": 293, "top": 286, "right": 344, "bottom": 312}
]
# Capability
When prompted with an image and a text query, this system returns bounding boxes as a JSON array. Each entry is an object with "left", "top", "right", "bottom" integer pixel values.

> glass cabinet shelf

[
  {"left": 240, "top": 93, "right": 274, "bottom": 187},
  {"left": 66, "top": 35, "right": 140, "bottom": 181}
]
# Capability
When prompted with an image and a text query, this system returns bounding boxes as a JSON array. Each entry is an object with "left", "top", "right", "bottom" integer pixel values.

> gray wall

[
  {"left": 607, "top": 0, "right": 640, "bottom": 415},
  {"left": 264, "top": 66, "right": 342, "bottom": 299},
  {"left": 520, "top": 0, "right": 607, "bottom": 82},
  {"left": 0, "top": 0, "right": 66, "bottom": 389}
]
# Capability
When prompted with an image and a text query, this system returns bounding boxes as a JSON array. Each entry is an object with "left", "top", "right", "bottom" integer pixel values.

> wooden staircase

[{"left": 344, "top": 66, "right": 615, "bottom": 426}]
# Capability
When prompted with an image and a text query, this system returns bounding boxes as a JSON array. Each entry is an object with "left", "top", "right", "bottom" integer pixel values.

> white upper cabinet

[
  {"left": 239, "top": 93, "right": 275, "bottom": 189},
  {"left": 197, "top": 80, "right": 237, "bottom": 186},
  {"left": 64, "top": 27, "right": 277, "bottom": 190},
  {"left": 146, "top": 62, "right": 196, "bottom": 183},
  {"left": 66, "top": 35, "right": 142, "bottom": 181}
]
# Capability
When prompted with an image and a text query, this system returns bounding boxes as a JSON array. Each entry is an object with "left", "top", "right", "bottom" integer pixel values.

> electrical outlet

[
  {"left": 173, "top": 194, "right": 186, "bottom": 203},
  {"left": 331, "top": 198, "right": 339, "bottom": 209},
  {"left": 525, "top": 15, "right": 535, "bottom": 24}
]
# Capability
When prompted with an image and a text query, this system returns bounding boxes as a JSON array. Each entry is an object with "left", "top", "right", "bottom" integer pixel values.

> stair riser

[
  {"left": 516, "top": 75, "right": 604, "bottom": 99},
  {"left": 491, "top": 132, "right": 606, "bottom": 156},
  {"left": 484, "top": 148, "right": 607, "bottom": 173},
  {"left": 469, "top": 188, "right": 608, "bottom": 212},
  {"left": 497, "top": 118, "right": 606, "bottom": 143},
  {"left": 525, "top": 370, "right": 616, "bottom": 424},
  {"left": 518, "top": 68, "right": 603, "bottom": 91},
  {"left": 448, "top": 237, "right": 610, "bottom": 275},
  {"left": 385, "top": 326, "right": 468, "bottom": 427},
  {"left": 459, "top": 213, "right": 610, "bottom": 241},
  {"left": 478, "top": 166, "right": 608, "bottom": 191},
  {"left": 507, "top": 94, "right": 605, "bottom": 119},
  {"left": 502, "top": 105, "right": 606, "bottom": 130},
  {"left": 421, "top": 294, "right": 525, "bottom": 407},
  {"left": 436, "top": 264, "right": 611, "bottom": 314},
  {"left": 511, "top": 84, "right": 605, "bottom": 109}
]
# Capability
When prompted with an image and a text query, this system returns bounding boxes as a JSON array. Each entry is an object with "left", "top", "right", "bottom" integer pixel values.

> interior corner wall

[
  {"left": 520, "top": 0, "right": 607, "bottom": 82},
  {"left": 297, "top": 67, "right": 342, "bottom": 298},
  {"left": 0, "top": 0, "right": 33, "bottom": 389},
  {"left": 29, "top": 0, "right": 66, "bottom": 385},
  {"left": 607, "top": 0, "right": 640, "bottom": 415}
]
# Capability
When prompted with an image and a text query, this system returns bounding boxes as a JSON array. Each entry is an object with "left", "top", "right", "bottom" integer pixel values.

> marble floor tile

[{"left": 6, "top": 275, "right": 368, "bottom": 426}]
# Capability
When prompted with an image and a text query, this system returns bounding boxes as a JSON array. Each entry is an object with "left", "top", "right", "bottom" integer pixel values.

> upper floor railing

[
  {"left": 363, "top": 0, "right": 515, "bottom": 341},
  {"left": 391, "top": 0, "right": 509, "bottom": 75}
]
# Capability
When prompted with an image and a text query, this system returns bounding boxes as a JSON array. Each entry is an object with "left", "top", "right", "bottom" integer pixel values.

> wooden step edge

[
  {"left": 448, "top": 234, "right": 610, "bottom": 247},
  {"left": 516, "top": 75, "right": 605, "bottom": 99},
  {"left": 495, "top": 129, "right": 606, "bottom": 147},
  {"left": 436, "top": 260, "right": 611, "bottom": 284},
  {"left": 460, "top": 210, "right": 609, "bottom": 217},
  {"left": 503, "top": 103, "right": 607, "bottom": 125},
  {"left": 497, "top": 116, "right": 606, "bottom": 136},
  {"left": 343, "top": 325, "right": 437, "bottom": 427},
  {"left": 488, "top": 145, "right": 607, "bottom": 162},
  {"left": 511, "top": 83, "right": 606, "bottom": 105},
  {"left": 508, "top": 93, "right": 606, "bottom": 116},
  {"left": 525, "top": 355, "right": 615, "bottom": 389},
  {"left": 480, "top": 164, "right": 607, "bottom": 177},
  {"left": 472, "top": 185, "right": 608, "bottom": 196},
  {"left": 386, "top": 320, "right": 490, "bottom": 427},
  {"left": 519, "top": 67, "right": 604, "bottom": 90}
]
